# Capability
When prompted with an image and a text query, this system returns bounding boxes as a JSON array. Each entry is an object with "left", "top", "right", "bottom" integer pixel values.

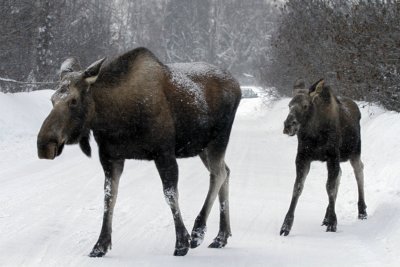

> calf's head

[
  {"left": 283, "top": 79, "right": 325, "bottom": 136},
  {"left": 37, "top": 57, "right": 106, "bottom": 159}
]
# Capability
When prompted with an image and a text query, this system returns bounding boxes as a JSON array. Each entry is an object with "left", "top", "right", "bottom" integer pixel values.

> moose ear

[
  {"left": 315, "top": 79, "right": 325, "bottom": 94},
  {"left": 60, "top": 57, "right": 81, "bottom": 79},
  {"left": 309, "top": 79, "right": 325, "bottom": 99},
  {"left": 293, "top": 78, "right": 305, "bottom": 90},
  {"left": 292, "top": 78, "right": 308, "bottom": 96},
  {"left": 83, "top": 57, "right": 106, "bottom": 84}
]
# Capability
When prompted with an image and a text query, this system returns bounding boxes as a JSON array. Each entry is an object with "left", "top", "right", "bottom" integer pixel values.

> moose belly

[
  {"left": 174, "top": 133, "right": 211, "bottom": 158},
  {"left": 173, "top": 116, "right": 220, "bottom": 158},
  {"left": 307, "top": 145, "right": 355, "bottom": 162},
  {"left": 93, "top": 123, "right": 214, "bottom": 160}
]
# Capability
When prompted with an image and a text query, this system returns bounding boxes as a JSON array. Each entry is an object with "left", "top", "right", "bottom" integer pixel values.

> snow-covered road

[{"left": 1, "top": 90, "right": 399, "bottom": 266}]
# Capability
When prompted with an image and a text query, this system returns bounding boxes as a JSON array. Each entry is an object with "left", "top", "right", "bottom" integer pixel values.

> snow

[
  {"left": 1, "top": 89, "right": 400, "bottom": 266},
  {"left": 167, "top": 62, "right": 227, "bottom": 111},
  {"left": 0, "top": 77, "right": 19, "bottom": 83},
  {"left": 163, "top": 187, "right": 177, "bottom": 206}
]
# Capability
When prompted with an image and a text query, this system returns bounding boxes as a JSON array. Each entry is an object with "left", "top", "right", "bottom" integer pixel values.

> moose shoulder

[
  {"left": 281, "top": 79, "right": 367, "bottom": 236},
  {"left": 37, "top": 47, "right": 241, "bottom": 257}
]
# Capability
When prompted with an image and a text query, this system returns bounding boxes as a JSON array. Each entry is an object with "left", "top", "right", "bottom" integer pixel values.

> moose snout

[
  {"left": 37, "top": 120, "right": 59, "bottom": 160},
  {"left": 37, "top": 141, "right": 58, "bottom": 160},
  {"left": 37, "top": 109, "right": 67, "bottom": 160},
  {"left": 283, "top": 127, "right": 289, "bottom": 135},
  {"left": 283, "top": 118, "right": 298, "bottom": 136},
  {"left": 37, "top": 136, "right": 66, "bottom": 160}
]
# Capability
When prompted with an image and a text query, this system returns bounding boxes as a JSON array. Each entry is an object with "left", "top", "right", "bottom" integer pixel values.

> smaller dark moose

[
  {"left": 37, "top": 47, "right": 241, "bottom": 257},
  {"left": 280, "top": 79, "right": 367, "bottom": 236}
]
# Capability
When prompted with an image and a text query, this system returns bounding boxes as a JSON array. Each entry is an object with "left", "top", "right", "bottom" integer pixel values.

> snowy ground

[{"left": 1, "top": 90, "right": 400, "bottom": 266}]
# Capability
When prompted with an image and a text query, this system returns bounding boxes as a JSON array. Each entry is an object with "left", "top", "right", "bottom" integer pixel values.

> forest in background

[
  {"left": 0, "top": 0, "right": 277, "bottom": 91},
  {"left": 1, "top": 0, "right": 400, "bottom": 111},
  {"left": 267, "top": 0, "right": 400, "bottom": 111}
]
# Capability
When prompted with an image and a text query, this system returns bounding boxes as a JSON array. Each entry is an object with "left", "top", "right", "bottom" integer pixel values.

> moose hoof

[
  {"left": 322, "top": 217, "right": 337, "bottom": 232},
  {"left": 174, "top": 233, "right": 190, "bottom": 256},
  {"left": 358, "top": 212, "right": 368, "bottom": 220},
  {"left": 208, "top": 241, "right": 225, "bottom": 248},
  {"left": 89, "top": 245, "right": 108, "bottom": 257},
  {"left": 326, "top": 224, "right": 337, "bottom": 232},
  {"left": 89, "top": 237, "right": 111, "bottom": 257},
  {"left": 208, "top": 232, "right": 231, "bottom": 248},
  {"left": 280, "top": 216, "right": 294, "bottom": 236},
  {"left": 173, "top": 246, "right": 189, "bottom": 256},
  {"left": 89, "top": 248, "right": 106, "bottom": 257},
  {"left": 280, "top": 228, "right": 290, "bottom": 236},
  {"left": 190, "top": 226, "right": 207, "bottom": 249},
  {"left": 208, "top": 238, "right": 226, "bottom": 248}
]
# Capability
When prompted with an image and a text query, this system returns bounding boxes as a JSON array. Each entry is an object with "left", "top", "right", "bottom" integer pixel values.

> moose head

[
  {"left": 37, "top": 57, "right": 106, "bottom": 159},
  {"left": 283, "top": 79, "right": 330, "bottom": 136}
]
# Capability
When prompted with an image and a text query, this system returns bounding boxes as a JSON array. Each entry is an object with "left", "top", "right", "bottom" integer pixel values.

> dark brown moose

[
  {"left": 37, "top": 47, "right": 241, "bottom": 257},
  {"left": 280, "top": 79, "right": 367, "bottom": 236}
]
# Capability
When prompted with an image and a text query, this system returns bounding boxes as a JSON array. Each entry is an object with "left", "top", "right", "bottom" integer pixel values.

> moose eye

[{"left": 303, "top": 104, "right": 309, "bottom": 109}]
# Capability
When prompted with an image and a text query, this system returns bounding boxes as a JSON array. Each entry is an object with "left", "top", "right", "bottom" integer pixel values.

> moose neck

[
  {"left": 302, "top": 95, "right": 339, "bottom": 138},
  {"left": 86, "top": 89, "right": 98, "bottom": 130}
]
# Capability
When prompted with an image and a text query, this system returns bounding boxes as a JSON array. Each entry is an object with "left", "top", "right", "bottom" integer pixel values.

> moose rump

[
  {"left": 280, "top": 79, "right": 367, "bottom": 236},
  {"left": 37, "top": 47, "right": 241, "bottom": 257}
]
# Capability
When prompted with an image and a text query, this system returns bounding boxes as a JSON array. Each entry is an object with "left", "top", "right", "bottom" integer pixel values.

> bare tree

[{"left": 0, "top": 0, "right": 279, "bottom": 92}]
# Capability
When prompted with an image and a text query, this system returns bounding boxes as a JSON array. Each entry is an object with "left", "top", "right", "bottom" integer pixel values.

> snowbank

[{"left": 0, "top": 90, "right": 399, "bottom": 266}]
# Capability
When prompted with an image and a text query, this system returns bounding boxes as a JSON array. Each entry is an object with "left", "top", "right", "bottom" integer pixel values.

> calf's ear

[
  {"left": 309, "top": 79, "right": 325, "bottom": 99},
  {"left": 83, "top": 57, "right": 106, "bottom": 84}
]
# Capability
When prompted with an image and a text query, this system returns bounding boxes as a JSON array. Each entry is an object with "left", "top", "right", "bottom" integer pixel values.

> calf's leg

[
  {"left": 280, "top": 156, "right": 311, "bottom": 236},
  {"left": 90, "top": 158, "right": 124, "bottom": 257},
  {"left": 350, "top": 156, "right": 367, "bottom": 219},
  {"left": 155, "top": 154, "right": 190, "bottom": 256},
  {"left": 322, "top": 158, "right": 341, "bottom": 232}
]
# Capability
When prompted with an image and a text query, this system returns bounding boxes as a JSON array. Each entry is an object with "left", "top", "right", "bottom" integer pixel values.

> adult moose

[
  {"left": 280, "top": 79, "right": 367, "bottom": 236},
  {"left": 37, "top": 47, "right": 241, "bottom": 257}
]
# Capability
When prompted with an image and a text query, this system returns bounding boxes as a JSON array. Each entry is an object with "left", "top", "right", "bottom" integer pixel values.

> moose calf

[{"left": 280, "top": 79, "right": 367, "bottom": 236}]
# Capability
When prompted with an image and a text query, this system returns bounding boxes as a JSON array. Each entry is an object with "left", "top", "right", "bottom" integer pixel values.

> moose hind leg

[
  {"left": 200, "top": 152, "right": 232, "bottom": 248},
  {"left": 209, "top": 164, "right": 232, "bottom": 248},
  {"left": 191, "top": 149, "right": 228, "bottom": 249},
  {"left": 90, "top": 158, "right": 124, "bottom": 257},
  {"left": 350, "top": 156, "right": 367, "bottom": 219},
  {"left": 155, "top": 154, "right": 190, "bottom": 256}
]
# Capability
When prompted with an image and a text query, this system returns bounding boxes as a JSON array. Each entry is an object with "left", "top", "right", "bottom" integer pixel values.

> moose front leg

[
  {"left": 90, "top": 157, "right": 125, "bottom": 257},
  {"left": 280, "top": 156, "right": 311, "bottom": 236},
  {"left": 322, "top": 158, "right": 341, "bottom": 232},
  {"left": 155, "top": 154, "right": 190, "bottom": 256}
]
